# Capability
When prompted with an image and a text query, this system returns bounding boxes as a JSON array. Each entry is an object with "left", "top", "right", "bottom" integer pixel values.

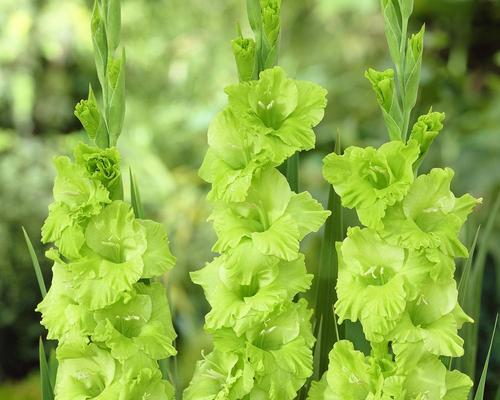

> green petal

[
  {"left": 285, "top": 191, "right": 330, "bottom": 239},
  {"left": 93, "top": 282, "right": 176, "bottom": 361},
  {"left": 324, "top": 340, "right": 383, "bottom": 399},
  {"left": 382, "top": 168, "right": 481, "bottom": 256},
  {"left": 192, "top": 254, "right": 311, "bottom": 335},
  {"left": 69, "top": 253, "right": 143, "bottom": 310},
  {"left": 52, "top": 155, "right": 110, "bottom": 207},
  {"left": 85, "top": 201, "right": 147, "bottom": 264},
  {"left": 138, "top": 219, "right": 176, "bottom": 278},
  {"left": 199, "top": 149, "right": 257, "bottom": 203},
  {"left": 307, "top": 374, "right": 336, "bottom": 400},
  {"left": 403, "top": 355, "right": 447, "bottom": 400},
  {"left": 252, "top": 214, "right": 300, "bottom": 260},
  {"left": 245, "top": 300, "right": 315, "bottom": 399},
  {"left": 57, "top": 224, "right": 85, "bottom": 259},
  {"left": 54, "top": 342, "right": 121, "bottom": 400},
  {"left": 36, "top": 263, "right": 94, "bottom": 340},
  {"left": 183, "top": 350, "right": 254, "bottom": 400},
  {"left": 74, "top": 142, "right": 122, "bottom": 199},
  {"left": 443, "top": 370, "right": 473, "bottom": 400}
]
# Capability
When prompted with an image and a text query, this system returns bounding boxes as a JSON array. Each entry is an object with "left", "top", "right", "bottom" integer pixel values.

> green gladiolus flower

[
  {"left": 381, "top": 168, "right": 481, "bottom": 257},
  {"left": 41, "top": 155, "right": 111, "bottom": 259},
  {"left": 184, "top": 351, "right": 254, "bottom": 400},
  {"left": 74, "top": 142, "right": 123, "bottom": 200},
  {"left": 323, "top": 140, "right": 419, "bottom": 229},
  {"left": 231, "top": 36, "right": 256, "bottom": 82},
  {"left": 410, "top": 110, "right": 445, "bottom": 161},
  {"left": 192, "top": 249, "right": 311, "bottom": 335},
  {"left": 210, "top": 167, "right": 329, "bottom": 260},
  {"left": 93, "top": 282, "right": 177, "bottom": 361},
  {"left": 226, "top": 66, "right": 327, "bottom": 161},
  {"left": 308, "top": 340, "right": 384, "bottom": 400}
]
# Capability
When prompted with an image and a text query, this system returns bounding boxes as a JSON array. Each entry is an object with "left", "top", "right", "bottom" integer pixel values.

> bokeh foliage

[{"left": 0, "top": 0, "right": 498, "bottom": 398}]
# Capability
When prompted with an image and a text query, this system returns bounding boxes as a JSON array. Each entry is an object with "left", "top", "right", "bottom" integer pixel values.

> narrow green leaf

[
  {"left": 159, "top": 358, "right": 169, "bottom": 380},
  {"left": 246, "top": 0, "right": 262, "bottom": 34},
  {"left": 458, "top": 226, "right": 480, "bottom": 305},
  {"left": 474, "top": 314, "right": 498, "bottom": 400},
  {"left": 313, "top": 135, "right": 344, "bottom": 379},
  {"left": 48, "top": 349, "right": 58, "bottom": 393},
  {"left": 91, "top": 0, "right": 108, "bottom": 90},
  {"left": 106, "top": 0, "right": 121, "bottom": 53},
  {"left": 403, "top": 24, "right": 425, "bottom": 114},
  {"left": 380, "top": 0, "right": 402, "bottom": 67},
  {"left": 108, "top": 49, "right": 126, "bottom": 146},
  {"left": 461, "top": 193, "right": 500, "bottom": 381},
  {"left": 286, "top": 152, "right": 299, "bottom": 193},
  {"left": 22, "top": 226, "right": 47, "bottom": 298},
  {"left": 39, "top": 338, "right": 54, "bottom": 400},
  {"left": 263, "top": 43, "right": 279, "bottom": 69},
  {"left": 129, "top": 167, "right": 144, "bottom": 219}
]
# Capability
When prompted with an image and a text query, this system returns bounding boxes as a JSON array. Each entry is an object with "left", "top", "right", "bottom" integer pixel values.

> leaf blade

[
  {"left": 473, "top": 314, "right": 498, "bottom": 400},
  {"left": 22, "top": 226, "right": 47, "bottom": 298}
]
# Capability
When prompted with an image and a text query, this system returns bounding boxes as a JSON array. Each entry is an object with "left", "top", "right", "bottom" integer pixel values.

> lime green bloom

[
  {"left": 191, "top": 247, "right": 311, "bottom": 335},
  {"left": 226, "top": 66, "right": 327, "bottom": 159},
  {"left": 198, "top": 109, "right": 268, "bottom": 203},
  {"left": 54, "top": 339, "right": 172, "bottom": 400},
  {"left": 410, "top": 110, "right": 445, "bottom": 162},
  {"left": 381, "top": 168, "right": 481, "bottom": 257},
  {"left": 335, "top": 227, "right": 407, "bottom": 342},
  {"left": 183, "top": 351, "right": 254, "bottom": 400},
  {"left": 74, "top": 142, "right": 122, "bottom": 200},
  {"left": 201, "top": 67, "right": 327, "bottom": 202},
  {"left": 93, "top": 282, "right": 177, "bottom": 361},
  {"left": 231, "top": 36, "right": 256, "bottom": 82},
  {"left": 36, "top": 257, "right": 95, "bottom": 340},
  {"left": 308, "top": 341, "right": 384, "bottom": 400},
  {"left": 210, "top": 167, "right": 329, "bottom": 261},
  {"left": 215, "top": 299, "right": 315, "bottom": 399},
  {"left": 41, "top": 155, "right": 110, "bottom": 259},
  {"left": 390, "top": 280, "right": 472, "bottom": 357},
  {"left": 323, "top": 140, "right": 419, "bottom": 229}
]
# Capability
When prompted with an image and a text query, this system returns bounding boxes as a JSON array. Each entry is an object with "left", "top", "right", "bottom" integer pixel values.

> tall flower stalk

[
  {"left": 36, "top": 1, "right": 177, "bottom": 398},
  {"left": 184, "top": 1, "right": 330, "bottom": 398},
  {"left": 309, "top": 0, "right": 481, "bottom": 398}
]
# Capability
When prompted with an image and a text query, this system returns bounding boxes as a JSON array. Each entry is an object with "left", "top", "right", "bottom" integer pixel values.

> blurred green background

[{"left": 0, "top": 0, "right": 499, "bottom": 398}]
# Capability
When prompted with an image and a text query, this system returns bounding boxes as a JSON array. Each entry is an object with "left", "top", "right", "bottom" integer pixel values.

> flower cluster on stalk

[
  {"left": 185, "top": 66, "right": 330, "bottom": 399},
  {"left": 37, "top": 144, "right": 177, "bottom": 399},
  {"left": 310, "top": 112, "right": 481, "bottom": 398}
]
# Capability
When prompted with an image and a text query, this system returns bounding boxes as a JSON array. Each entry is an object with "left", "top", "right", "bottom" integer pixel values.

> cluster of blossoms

[
  {"left": 37, "top": 143, "right": 177, "bottom": 399},
  {"left": 184, "top": 65, "right": 330, "bottom": 399},
  {"left": 309, "top": 111, "right": 481, "bottom": 399}
]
